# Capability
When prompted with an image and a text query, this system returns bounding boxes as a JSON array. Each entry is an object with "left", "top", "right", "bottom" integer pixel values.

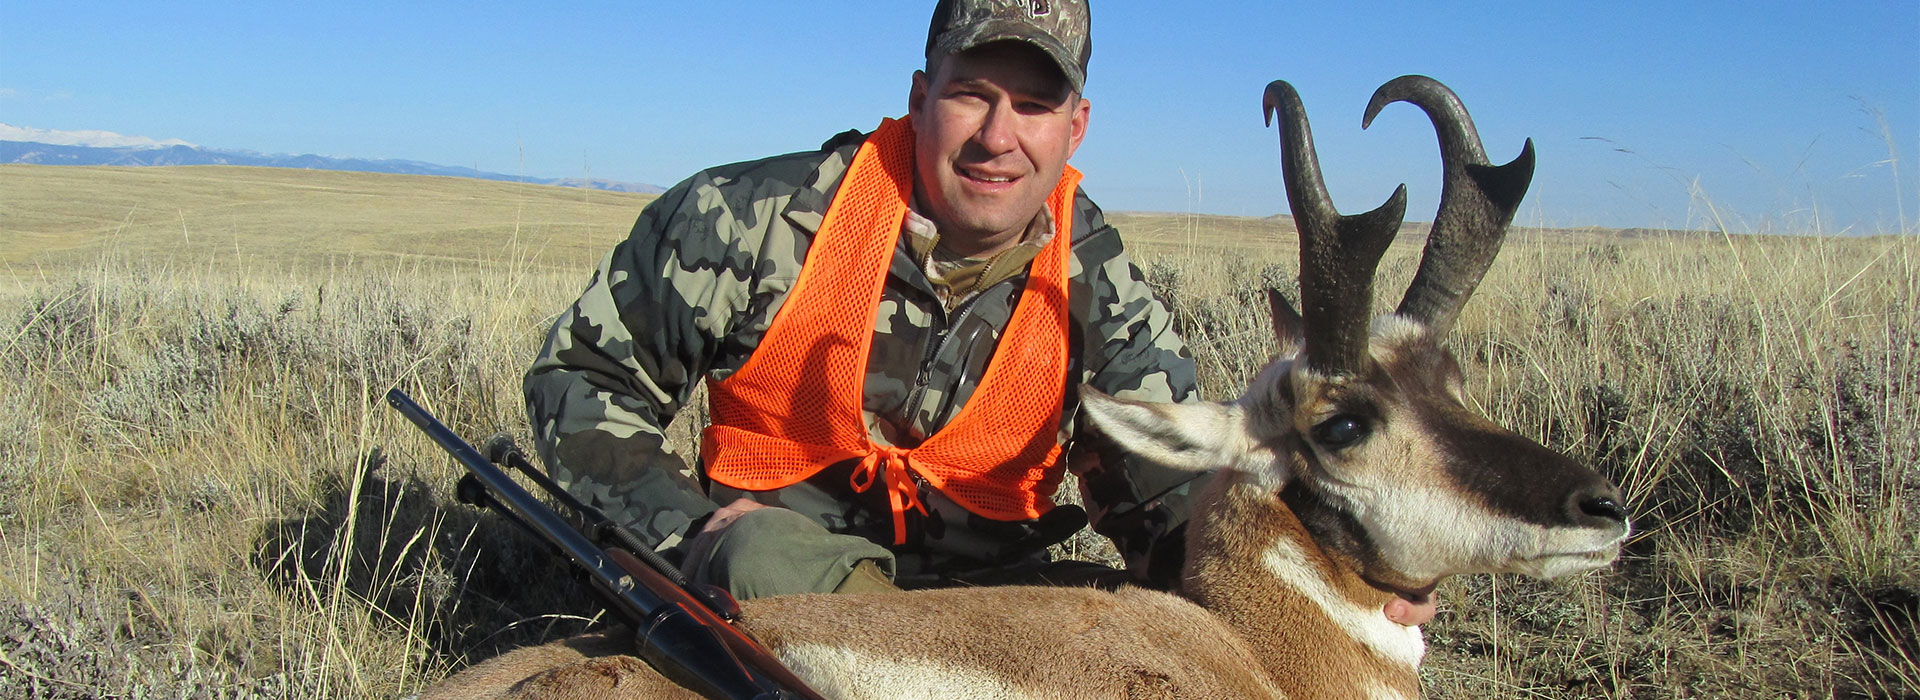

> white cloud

[{"left": 0, "top": 87, "right": 74, "bottom": 102}]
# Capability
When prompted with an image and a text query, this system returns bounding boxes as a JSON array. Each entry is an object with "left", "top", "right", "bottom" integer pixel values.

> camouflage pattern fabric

[{"left": 525, "top": 127, "right": 1201, "bottom": 587}]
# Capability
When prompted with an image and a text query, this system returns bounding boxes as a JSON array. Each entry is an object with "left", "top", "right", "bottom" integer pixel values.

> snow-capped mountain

[{"left": 0, "top": 124, "right": 196, "bottom": 149}]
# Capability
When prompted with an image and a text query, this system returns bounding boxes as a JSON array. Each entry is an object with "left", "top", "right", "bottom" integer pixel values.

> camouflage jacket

[{"left": 525, "top": 127, "right": 1200, "bottom": 585}]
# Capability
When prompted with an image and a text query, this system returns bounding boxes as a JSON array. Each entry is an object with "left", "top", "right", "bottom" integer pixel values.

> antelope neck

[{"left": 1181, "top": 476, "right": 1425, "bottom": 700}]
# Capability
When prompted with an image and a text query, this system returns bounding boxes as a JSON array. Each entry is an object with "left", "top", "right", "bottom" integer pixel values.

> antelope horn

[
  {"left": 1265, "top": 80, "right": 1408, "bottom": 377},
  {"left": 1363, "top": 74, "right": 1535, "bottom": 337}
]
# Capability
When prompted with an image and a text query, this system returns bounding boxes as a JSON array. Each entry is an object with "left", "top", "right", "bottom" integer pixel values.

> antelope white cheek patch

[
  {"left": 1352, "top": 479, "right": 1516, "bottom": 581},
  {"left": 1323, "top": 422, "right": 1524, "bottom": 580},
  {"left": 777, "top": 644, "right": 1048, "bottom": 700}
]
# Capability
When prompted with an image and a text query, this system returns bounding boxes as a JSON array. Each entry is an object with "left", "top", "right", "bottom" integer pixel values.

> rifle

[{"left": 385, "top": 388, "right": 826, "bottom": 700}]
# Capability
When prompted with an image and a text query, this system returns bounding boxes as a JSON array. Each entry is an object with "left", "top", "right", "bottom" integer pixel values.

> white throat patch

[{"left": 1261, "top": 536, "right": 1426, "bottom": 669}]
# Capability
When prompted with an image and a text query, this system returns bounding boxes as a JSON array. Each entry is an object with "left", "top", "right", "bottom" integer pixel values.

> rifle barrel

[
  {"left": 387, "top": 389, "right": 665, "bottom": 618},
  {"left": 385, "top": 389, "right": 801, "bottom": 700}
]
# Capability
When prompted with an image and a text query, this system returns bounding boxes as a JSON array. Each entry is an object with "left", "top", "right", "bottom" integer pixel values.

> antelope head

[{"left": 1084, "top": 76, "right": 1630, "bottom": 602}]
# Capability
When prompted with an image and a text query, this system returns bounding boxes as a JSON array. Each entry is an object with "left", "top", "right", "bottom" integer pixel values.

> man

[{"left": 524, "top": 0, "right": 1200, "bottom": 600}]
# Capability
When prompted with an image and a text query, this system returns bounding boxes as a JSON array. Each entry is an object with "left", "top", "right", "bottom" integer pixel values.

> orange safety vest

[{"left": 701, "top": 116, "right": 1080, "bottom": 545}]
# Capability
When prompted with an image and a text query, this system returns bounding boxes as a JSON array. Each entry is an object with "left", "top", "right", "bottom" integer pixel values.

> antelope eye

[{"left": 1313, "top": 415, "right": 1370, "bottom": 448}]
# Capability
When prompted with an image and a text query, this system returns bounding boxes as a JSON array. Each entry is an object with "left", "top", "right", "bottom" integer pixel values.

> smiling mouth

[{"left": 958, "top": 165, "right": 1018, "bottom": 184}]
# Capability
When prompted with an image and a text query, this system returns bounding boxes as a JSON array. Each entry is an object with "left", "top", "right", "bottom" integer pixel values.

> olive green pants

[
  {"left": 682, "top": 507, "right": 899, "bottom": 599},
  {"left": 680, "top": 507, "right": 1138, "bottom": 600}
]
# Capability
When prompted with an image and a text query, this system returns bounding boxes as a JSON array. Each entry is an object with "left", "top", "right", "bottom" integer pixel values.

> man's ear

[
  {"left": 1066, "top": 95, "right": 1090, "bottom": 158},
  {"left": 908, "top": 70, "right": 929, "bottom": 119}
]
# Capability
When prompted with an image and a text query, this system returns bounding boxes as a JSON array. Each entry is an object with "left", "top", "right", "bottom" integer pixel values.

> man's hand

[
  {"left": 681, "top": 498, "right": 777, "bottom": 585},
  {"left": 1385, "top": 593, "right": 1438, "bottom": 626},
  {"left": 701, "top": 498, "right": 772, "bottom": 535}
]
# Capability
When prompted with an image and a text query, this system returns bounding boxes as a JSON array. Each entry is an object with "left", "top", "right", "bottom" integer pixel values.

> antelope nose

[{"left": 1574, "top": 491, "right": 1629, "bottom": 527}]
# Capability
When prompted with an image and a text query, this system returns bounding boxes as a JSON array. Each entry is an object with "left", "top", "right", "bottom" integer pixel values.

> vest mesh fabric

[{"left": 702, "top": 116, "right": 1079, "bottom": 545}]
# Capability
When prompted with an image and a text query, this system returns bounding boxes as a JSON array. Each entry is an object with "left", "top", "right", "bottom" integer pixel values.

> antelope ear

[
  {"left": 1078, "top": 386, "right": 1252, "bottom": 472},
  {"left": 1266, "top": 287, "right": 1306, "bottom": 358}
]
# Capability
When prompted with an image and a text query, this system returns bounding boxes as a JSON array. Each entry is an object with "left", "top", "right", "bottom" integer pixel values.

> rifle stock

[{"left": 385, "top": 388, "right": 824, "bottom": 700}]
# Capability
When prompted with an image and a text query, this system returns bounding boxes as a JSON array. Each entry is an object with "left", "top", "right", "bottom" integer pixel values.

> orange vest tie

[{"left": 701, "top": 116, "right": 1079, "bottom": 545}]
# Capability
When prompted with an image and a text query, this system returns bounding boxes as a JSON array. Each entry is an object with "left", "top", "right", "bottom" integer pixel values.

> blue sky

[{"left": 3, "top": 1, "right": 1915, "bottom": 233}]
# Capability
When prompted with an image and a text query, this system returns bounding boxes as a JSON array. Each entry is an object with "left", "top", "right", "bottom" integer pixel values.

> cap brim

[{"left": 931, "top": 18, "right": 1085, "bottom": 93}]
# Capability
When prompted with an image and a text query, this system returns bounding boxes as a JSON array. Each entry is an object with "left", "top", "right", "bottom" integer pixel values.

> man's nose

[{"left": 972, "top": 100, "right": 1018, "bottom": 154}]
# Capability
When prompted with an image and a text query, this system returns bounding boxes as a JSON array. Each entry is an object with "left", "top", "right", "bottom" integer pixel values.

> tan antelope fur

[{"left": 420, "top": 75, "right": 1632, "bottom": 700}]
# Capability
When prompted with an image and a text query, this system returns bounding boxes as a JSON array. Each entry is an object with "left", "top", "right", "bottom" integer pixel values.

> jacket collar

[{"left": 780, "top": 126, "right": 942, "bottom": 298}]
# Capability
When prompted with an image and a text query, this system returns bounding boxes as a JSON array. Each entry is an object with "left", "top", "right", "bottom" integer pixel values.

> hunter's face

[{"left": 910, "top": 41, "right": 1089, "bottom": 253}]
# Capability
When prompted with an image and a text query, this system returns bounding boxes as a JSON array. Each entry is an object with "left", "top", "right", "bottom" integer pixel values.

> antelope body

[{"left": 422, "top": 76, "right": 1631, "bottom": 700}]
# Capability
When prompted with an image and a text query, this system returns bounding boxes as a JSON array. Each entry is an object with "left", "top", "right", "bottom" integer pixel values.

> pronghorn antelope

[{"left": 421, "top": 75, "right": 1631, "bottom": 700}]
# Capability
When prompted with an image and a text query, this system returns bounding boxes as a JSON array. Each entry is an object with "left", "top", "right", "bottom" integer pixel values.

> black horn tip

[
  {"left": 1507, "top": 137, "right": 1538, "bottom": 174},
  {"left": 1332, "top": 183, "right": 1409, "bottom": 258},
  {"left": 1473, "top": 138, "right": 1539, "bottom": 213},
  {"left": 1363, "top": 74, "right": 1447, "bottom": 130},
  {"left": 1263, "top": 80, "right": 1301, "bottom": 127},
  {"left": 1356, "top": 183, "right": 1410, "bottom": 227}
]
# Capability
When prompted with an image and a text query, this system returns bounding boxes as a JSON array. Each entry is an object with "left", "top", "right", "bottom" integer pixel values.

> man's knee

[{"left": 686, "top": 507, "right": 897, "bottom": 599}]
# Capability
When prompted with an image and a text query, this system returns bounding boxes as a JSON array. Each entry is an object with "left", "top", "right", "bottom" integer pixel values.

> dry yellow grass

[
  {"left": 0, "top": 165, "right": 1913, "bottom": 698},
  {"left": 0, "top": 164, "right": 643, "bottom": 271}
]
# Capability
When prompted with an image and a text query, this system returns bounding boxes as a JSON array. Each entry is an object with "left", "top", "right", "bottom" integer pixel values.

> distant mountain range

[{"left": 0, "top": 124, "right": 664, "bottom": 194}]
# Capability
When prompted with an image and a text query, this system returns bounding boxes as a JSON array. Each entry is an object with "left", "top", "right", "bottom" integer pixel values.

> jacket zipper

[{"left": 901, "top": 284, "right": 992, "bottom": 428}]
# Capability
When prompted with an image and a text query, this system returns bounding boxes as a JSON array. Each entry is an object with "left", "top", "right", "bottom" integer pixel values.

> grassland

[{"left": 1, "top": 164, "right": 1914, "bottom": 698}]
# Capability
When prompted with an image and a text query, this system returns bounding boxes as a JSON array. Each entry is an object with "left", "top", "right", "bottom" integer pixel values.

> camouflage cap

[{"left": 926, "top": 0, "right": 1092, "bottom": 93}]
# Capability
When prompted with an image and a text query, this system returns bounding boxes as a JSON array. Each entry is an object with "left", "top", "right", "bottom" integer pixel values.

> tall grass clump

[{"left": 0, "top": 255, "right": 600, "bottom": 697}]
